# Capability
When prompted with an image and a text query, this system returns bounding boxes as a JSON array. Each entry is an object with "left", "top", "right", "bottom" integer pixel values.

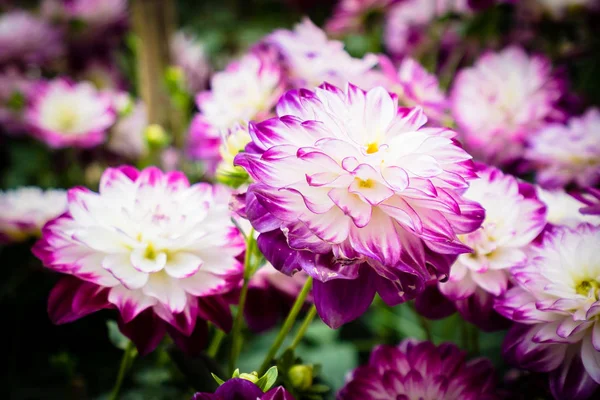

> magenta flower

[
  {"left": 0, "top": 187, "right": 67, "bottom": 243},
  {"left": 438, "top": 166, "right": 546, "bottom": 329},
  {"left": 234, "top": 83, "right": 484, "bottom": 328},
  {"left": 380, "top": 56, "right": 448, "bottom": 123},
  {"left": 495, "top": 224, "right": 600, "bottom": 400},
  {"left": 451, "top": 46, "right": 565, "bottom": 166},
  {"left": 187, "top": 53, "right": 283, "bottom": 171},
  {"left": 571, "top": 187, "right": 600, "bottom": 216},
  {"left": 526, "top": 108, "right": 600, "bottom": 189},
  {"left": 33, "top": 166, "right": 245, "bottom": 354},
  {"left": 325, "top": 0, "right": 400, "bottom": 35},
  {"left": 537, "top": 188, "right": 600, "bottom": 228},
  {"left": 26, "top": 79, "right": 116, "bottom": 149},
  {"left": 265, "top": 18, "right": 378, "bottom": 89},
  {"left": 193, "top": 379, "right": 294, "bottom": 400},
  {"left": 337, "top": 339, "right": 499, "bottom": 399},
  {"left": 171, "top": 31, "right": 211, "bottom": 94},
  {"left": 0, "top": 11, "right": 63, "bottom": 67}
]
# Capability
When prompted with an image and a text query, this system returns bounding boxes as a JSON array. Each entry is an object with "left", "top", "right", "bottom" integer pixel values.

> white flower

[{"left": 537, "top": 188, "right": 600, "bottom": 228}]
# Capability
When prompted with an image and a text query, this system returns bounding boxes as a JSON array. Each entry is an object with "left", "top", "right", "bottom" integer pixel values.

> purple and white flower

[
  {"left": 380, "top": 56, "right": 448, "bottom": 123},
  {"left": 337, "top": 339, "right": 499, "bottom": 399},
  {"left": 187, "top": 53, "right": 283, "bottom": 170},
  {"left": 537, "top": 188, "right": 600, "bottom": 228},
  {"left": 451, "top": 46, "right": 564, "bottom": 166},
  {"left": 526, "top": 108, "right": 600, "bottom": 189},
  {"left": 193, "top": 378, "right": 294, "bottom": 400},
  {"left": 26, "top": 79, "right": 116, "bottom": 148},
  {"left": 0, "top": 187, "right": 67, "bottom": 243},
  {"left": 33, "top": 166, "right": 245, "bottom": 355},
  {"left": 234, "top": 83, "right": 484, "bottom": 328},
  {"left": 439, "top": 166, "right": 546, "bottom": 328},
  {"left": 572, "top": 187, "right": 600, "bottom": 216},
  {"left": 495, "top": 224, "right": 600, "bottom": 400},
  {"left": 266, "top": 18, "right": 378, "bottom": 89},
  {"left": 171, "top": 31, "right": 211, "bottom": 94},
  {"left": 0, "top": 11, "right": 63, "bottom": 66}
]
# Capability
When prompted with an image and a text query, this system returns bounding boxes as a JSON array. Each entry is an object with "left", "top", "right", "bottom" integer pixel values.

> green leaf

[
  {"left": 211, "top": 373, "right": 225, "bottom": 386},
  {"left": 255, "top": 366, "right": 278, "bottom": 391}
]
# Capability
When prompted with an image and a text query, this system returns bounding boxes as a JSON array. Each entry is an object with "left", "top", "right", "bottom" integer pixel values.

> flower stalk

[
  {"left": 288, "top": 304, "right": 317, "bottom": 351},
  {"left": 108, "top": 341, "right": 137, "bottom": 400}
]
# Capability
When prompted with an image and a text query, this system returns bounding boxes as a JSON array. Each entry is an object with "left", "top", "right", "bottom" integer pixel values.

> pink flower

[
  {"left": 451, "top": 46, "right": 565, "bottom": 166},
  {"left": 187, "top": 53, "right": 283, "bottom": 171},
  {"left": 26, "top": 79, "right": 116, "bottom": 149},
  {"left": 235, "top": 83, "right": 484, "bottom": 328},
  {"left": 526, "top": 108, "right": 600, "bottom": 189},
  {"left": 495, "top": 224, "right": 600, "bottom": 400},
  {"left": 338, "top": 339, "right": 499, "bottom": 400},
  {"left": 380, "top": 56, "right": 448, "bottom": 123},
  {"left": 571, "top": 187, "right": 600, "bottom": 216},
  {"left": 33, "top": 166, "right": 245, "bottom": 355},
  {"left": 325, "top": 0, "right": 400, "bottom": 35},
  {"left": 0, "top": 11, "right": 63, "bottom": 66},
  {"left": 0, "top": 187, "right": 67, "bottom": 243},
  {"left": 438, "top": 166, "right": 546, "bottom": 329},
  {"left": 265, "top": 18, "right": 378, "bottom": 88},
  {"left": 171, "top": 31, "right": 211, "bottom": 94}
]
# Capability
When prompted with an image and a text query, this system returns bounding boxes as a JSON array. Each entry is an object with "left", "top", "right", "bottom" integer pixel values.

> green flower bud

[
  {"left": 238, "top": 372, "right": 260, "bottom": 384},
  {"left": 288, "top": 364, "right": 313, "bottom": 390},
  {"left": 144, "top": 124, "right": 170, "bottom": 149}
]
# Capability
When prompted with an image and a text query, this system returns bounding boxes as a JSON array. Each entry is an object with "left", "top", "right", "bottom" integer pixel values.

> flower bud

[
  {"left": 144, "top": 124, "right": 170, "bottom": 149},
  {"left": 238, "top": 372, "right": 260, "bottom": 384},
  {"left": 288, "top": 364, "right": 313, "bottom": 390}
]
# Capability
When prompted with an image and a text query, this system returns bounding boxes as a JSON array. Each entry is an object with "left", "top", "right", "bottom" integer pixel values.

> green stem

[
  {"left": 417, "top": 313, "right": 433, "bottom": 342},
  {"left": 258, "top": 276, "right": 313, "bottom": 375},
  {"left": 469, "top": 324, "right": 480, "bottom": 354},
  {"left": 207, "top": 328, "right": 226, "bottom": 358},
  {"left": 228, "top": 229, "right": 255, "bottom": 374},
  {"left": 109, "top": 341, "right": 137, "bottom": 400},
  {"left": 288, "top": 304, "right": 317, "bottom": 351}
]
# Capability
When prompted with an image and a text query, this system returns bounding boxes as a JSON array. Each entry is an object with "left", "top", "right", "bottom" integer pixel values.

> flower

[
  {"left": 0, "top": 11, "right": 63, "bottom": 66},
  {"left": 187, "top": 53, "right": 283, "bottom": 171},
  {"left": 0, "top": 187, "right": 67, "bottom": 243},
  {"left": 337, "top": 339, "right": 499, "bottom": 399},
  {"left": 537, "top": 188, "right": 600, "bottom": 228},
  {"left": 379, "top": 56, "right": 448, "bottom": 123},
  {"left": 66, "top": 0, "right": 127, "bottom": 36},
  {"left": 450, "top": 46, "right": 564, "bottom": 166},
  {"left": 192, "top": 378, "right": 295, "bottom": 400},
  {"left": 325, "top": 0, "right": 399, "bottom": 34},
  {"left": 26, "top": 79, "right": 116, "bottom": 148},
  {"left": 571, "top": 187, "right": 600, "bottom": 216},
  {"left": 33, "top": 166, "right": 245, "bottom": 354},
  {"left": 107, "top": 100, "right": 148, "bottom": 159},
  {"left": 234, "top": 83, "right": 484, "bottom": 328},
  {"left": 383, "top": 0, "right": 468, "bottom": 59},
  {"left": 265, "top": 18, "right": 378, "bottom": 88},
  {"left": 0, "top": 68, "right": 34, "bottom": 134},
  {"left": 438, "top": 166, "right": 546, "bottom": 329},
  {"left": 495, "top": 224, "right": 600, "bottom": 400},
  {"left": 171, "top": 31, "right": 210, "bottom": 94},
  {"left": 526, "top": 108, "right": 600, "bottom": 189}
]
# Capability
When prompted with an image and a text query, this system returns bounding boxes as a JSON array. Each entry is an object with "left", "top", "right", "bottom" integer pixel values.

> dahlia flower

[
  {"left": 380, "top": 56, "right": 448, "bottom": 123},
  {"left": 266, "top": 18, "right": 378, "bottom": 88},
  {"left": 0, "top": 11, "right": 63, "bottom": 66},
  {"left": 325, "top": 0, "right": 400, "bottom": 34},
  {"left": 33, "top": 166, "right": 245, "bottom": 354},
  {"left": 234, "top": 83, "right": 484, "bottom": 328},
  {"left": 26, "top": 79, "right": 116, "bottom": 149},
  {"left": 0, "top": 187, "right": 67, "bottom": 243},
  {"left": 537, "top": 188, "right": 600, "bottom": 228},
  {"left": 451, "top": 46, "right": 564, "bottom": 166},
  {"left": 495, "top": 224, "right": 600, "bottom": 400},
  {"left": 526, "top": 108, "right": 600, "bottom": 189},
  {"left": 0, "top": 68, "right": 33, "bottom": 134},
  {"left": 193, "top": 378, "right": 294, "bottom": 400},
  {"left": 171, "top": 31, "right": 210, "bottom": 94},
  {"left": 187, "top": 53, "right": 283, "bottom": 169},
  {"left": 216, "top": 124, "right": 253, "bottom": 187},
  {"left": 439, "top": 166, "right": 546, "bottom": 324},
  {"left": 383, "top": 0, "right": 468, "bottom": 59},
  {"left": 107, "top": 101, "right": 148, "bottom": 159},
  {"left": 572, "top": 187, "right": 600, "bottom": 216},
  {"left": 337, "top": 339, "right": 499, "bottom": 399}
]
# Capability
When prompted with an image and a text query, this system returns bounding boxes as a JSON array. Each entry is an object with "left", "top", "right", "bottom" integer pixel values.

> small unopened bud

[
  {"left": 288, "top": 364, "right": 313, "bottom": 390},
  {"left": 144, "top": 124, "right": 170, "bottom": 148},
  {"left": 239, "top": 372, "right": 260, "bottom": 384}
]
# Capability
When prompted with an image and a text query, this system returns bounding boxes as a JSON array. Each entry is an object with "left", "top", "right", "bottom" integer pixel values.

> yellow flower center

[
  {"left": 576, "top": 279, "right": 600, "bottom": 298},
  {"left": 357, "top": 178, "right": 374, "bottom": 189},
  {"left": 366, "top": 142, "right": 379, "bottom": 154}
]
